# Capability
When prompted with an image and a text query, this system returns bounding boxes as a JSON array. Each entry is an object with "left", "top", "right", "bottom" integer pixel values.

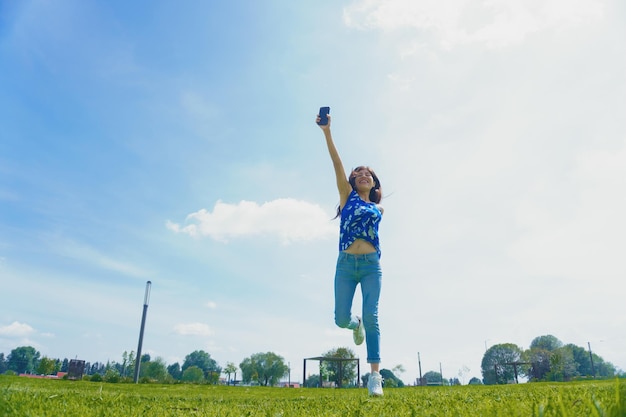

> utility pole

[
  {"left": 588, "top": 342, "right": 596, "bottom": 378},
  {"left": 440, "top": 362, "right": 443, "bottom": 386},
  {"left": 134, "top": 281, "right": 152, "bottom": 383},
  {"left": 418, "top": 352, "right": 423, "bottom": 386}
]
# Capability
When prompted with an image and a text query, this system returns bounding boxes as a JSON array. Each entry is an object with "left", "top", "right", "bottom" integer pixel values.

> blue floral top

[{"left": 339, "top": 190, "right": 383, "bottom": 257}]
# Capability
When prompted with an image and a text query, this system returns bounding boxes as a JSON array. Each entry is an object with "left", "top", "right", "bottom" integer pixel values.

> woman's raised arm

[{"left": 317, "top": 114, "right": 352, "bottom": 208}]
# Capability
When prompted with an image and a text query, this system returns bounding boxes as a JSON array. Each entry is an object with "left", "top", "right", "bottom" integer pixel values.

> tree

[
  {"left": 524, "top": 347, "right": 552, "bottom": 381},
  {"left": 458, "top": 365, "right": 470, "bottom": 385},
  {"left": 182, "top": 350, "right": 221, "bottom": 381},
  {"left": 524, "top": 335, "right": 564, "bottom": 381},
  {"left": 525, "top": 335, "right": 576, "bottom": 382},
  {"left": 0, "top": 353, "right": 7, "bottom": 374},
  {"left": 392, "top": 364, "right": 406, "bottom": 385},
  {"left": 392, "top": 364, "right": 405, "bottom": 375},
  {"left": 468, "top": 377, "right": 483, "bottom": 385},
  {"left": 449, "top": 377, "right": 461, "bottom": 386},
  {"left": 361, "top": 373, "right": 369, "bottom": 387},
  {"left": 530, "top": 335, "right": 563, "bottom": 352},
  {"left": 380, "top": 368, "right": 404, "bottom": 387},
  {"left": 224, "top": 362, "right": 238, "bottom": 385},
  {"left": 37, "top": 357, "right": 57, "bottom": 376},
  {"left": 594, "top": 358, "right": 616, "bottom": 378},
  {"left": 423, "top": 371, "right": 444, "bottom": 385},
  {"left": 120, "top": 350, "right": 136, "bottom": 376},
  {"left": 321, "top": 347, "right": 358, "bottom": 387},
  {"left": 182, "top": 366, "right": 204, "bottom": 383},
  {"left": 127, "top": 351, "right": 136, "bottom": 377},
  {"left": 167, "top": 363, "right": 182, "bottom": 380},
  {"left": 567, "top": 343, "right": 592, "bottom": 376},
  {"left": 239, "top": 352, "right": 288, "bottom": 387},
  {"left": 481, "top": 343, "right": 524, "bottom": 385},
  {"left": 304, "top": 374, "right": 322, "bottom": 387},
  {"left": 546, "top": 346, "right": 578, "bottom": 382},
  {"left": 561, "top": 343, "right": 615, "bottom": 379},
  {"left": 7, "top": 346, "right": 40, "bottom": 374},
  {"left": 140, "top": 357, "right": 168, "bottom": 382},
  {"left": 90, "top": 362, "right": 105, "bottom": 375},
  {"left": 104, "top": 368, "right": 120, "bottom": 383}
]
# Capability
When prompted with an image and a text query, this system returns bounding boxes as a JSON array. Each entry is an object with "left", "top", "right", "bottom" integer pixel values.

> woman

[{"left": 316, "top": 112, "right": 384, "bottom": 396}]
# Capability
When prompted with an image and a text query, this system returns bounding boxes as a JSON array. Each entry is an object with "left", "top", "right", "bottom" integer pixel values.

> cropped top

[{"left": 339, "top": 190, "right": 383, "bottom": 257}]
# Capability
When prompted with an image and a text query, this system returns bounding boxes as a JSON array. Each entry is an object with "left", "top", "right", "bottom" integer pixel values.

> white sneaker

[
  {"left": 353, "top": 316, "right": 364, "bottom": 345},
  {"left": 368, "top": 371, "right": 384, "bottom": 396}
]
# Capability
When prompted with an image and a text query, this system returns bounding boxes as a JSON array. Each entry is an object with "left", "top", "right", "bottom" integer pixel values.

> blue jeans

[{"left": 334, "top": 252, "right": 382, "bottom": 364}]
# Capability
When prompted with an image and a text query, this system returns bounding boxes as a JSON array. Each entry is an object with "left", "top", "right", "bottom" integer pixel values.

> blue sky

[{"left": 1, "top": 0, "right": 625, "bottom": 384}]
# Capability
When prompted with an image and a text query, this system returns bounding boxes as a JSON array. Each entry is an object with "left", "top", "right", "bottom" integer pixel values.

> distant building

[
  {"left": 279, "top": 382, "right": 301, "bottom": 388},
  {"left": 19, "top": 372, "right": 67, "bottom": 379},
  {"left": 68, "top": 359, "right": 85, "bottom": 380}
]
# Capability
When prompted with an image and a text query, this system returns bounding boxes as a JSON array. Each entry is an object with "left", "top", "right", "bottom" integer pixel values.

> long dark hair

[{"left": 334, "top": 166, "right": 382, "bottom": 218}]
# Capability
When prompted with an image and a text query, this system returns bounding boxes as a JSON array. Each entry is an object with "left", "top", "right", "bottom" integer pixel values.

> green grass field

[{"left": 1, "top": 375, "right": 624, "bottom": 417}]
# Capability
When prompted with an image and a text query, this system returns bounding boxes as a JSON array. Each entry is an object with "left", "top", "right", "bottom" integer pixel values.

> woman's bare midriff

[{"left": 343, "top": 239, "right": 376, "bottom": 255}]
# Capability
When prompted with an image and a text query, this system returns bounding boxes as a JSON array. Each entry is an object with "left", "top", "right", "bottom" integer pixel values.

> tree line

[
  {"left": 4, "top": 334, "right": 617, "bottom": 386},
  {"left": 1, "top": 346, "right": 241, "bottom": 384},
  {"left": 0, "top": 345, "right": 352, "bottom": 386},
  {"left": 0, "top": 345, "right": 408, "bottom": 387},
  {"left": 480, "top": 335, "right": 620, "bottom": 384}
]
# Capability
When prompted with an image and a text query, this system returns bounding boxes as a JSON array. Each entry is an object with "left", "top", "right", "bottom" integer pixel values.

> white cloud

[
  {"left": 167, "top": 198, "right": 336, "bottom": 244},
  {"left": 173, "top": 323, "right": 214, "bottom": 337},
  {"left": 343, "top": 0, "right": 605, "bottom": 48},
  {"left": 0, "top": 321, "right": 35, "bottom": 337},
  {"left": 206, "top": 301, "right": 217, "bottom": 310}
]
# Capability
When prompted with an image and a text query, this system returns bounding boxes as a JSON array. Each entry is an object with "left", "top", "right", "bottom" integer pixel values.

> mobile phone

[{"left": 318, "top": 106, "right": 330, "bottom": 126}]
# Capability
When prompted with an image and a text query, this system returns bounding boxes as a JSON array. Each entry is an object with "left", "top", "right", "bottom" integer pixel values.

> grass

[{"left": 1, "top": 375, "right": 624, "bottom": 417}]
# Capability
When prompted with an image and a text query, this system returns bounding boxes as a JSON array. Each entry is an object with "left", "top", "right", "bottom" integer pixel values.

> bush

[
  {"left": 90, "top": 373, "right": 103, "bottom": 382},
  {"left": 104, "top": 369, "right": 120, "bottom": 383},
  {"left": 181, "top": 366, "right": 204, "bottom": 383}
]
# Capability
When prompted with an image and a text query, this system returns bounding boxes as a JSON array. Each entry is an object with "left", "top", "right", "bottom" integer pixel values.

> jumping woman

[{"left": 316, "top": 112, "right": 385, "bottom": 396}]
